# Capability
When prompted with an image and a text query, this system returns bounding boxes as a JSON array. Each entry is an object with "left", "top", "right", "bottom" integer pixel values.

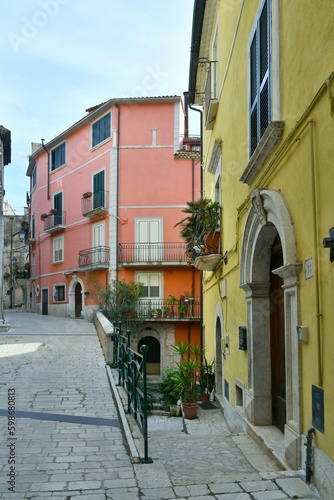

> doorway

[
  {"left": 42, "top": 289, "right": 48, "bottom": 315},
  {"left": 270, "top": 235, "right": 286, "bottom": 432},
  {"left": 75, "top": 283, "right": 82, "bottom": 318},
  {"left": 138, "top": 336, "right": 160, "bottom": 374}
]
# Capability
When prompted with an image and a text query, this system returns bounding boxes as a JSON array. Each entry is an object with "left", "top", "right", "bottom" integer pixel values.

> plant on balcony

[
  {"left": 49, "top": 208, "right": 58, "bottom": 215},
  {"left": 175, "top": 198, "right": 221, "bottom": 259},
  {"left": 178, "top": 304, "right": 187, "bottom": 318},
  {"left": 40, "top": 213, "right": 49, "bottom": 220},
  {"left": 83, "top": 191, "right": 92, "bottom": 198}
]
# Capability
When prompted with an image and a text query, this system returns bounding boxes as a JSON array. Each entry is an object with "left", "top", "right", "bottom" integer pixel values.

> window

[
  {"left": 136, "top": 218, "right": 162, "bottom": 261},
  {"left": 137, "top": 273, "right": 162, "bottom": 299},
  {"left": 32, "top": 166, "right": 37, "bottom": 188},
  {"left": 31, "top": 213, "right": 35, "bottom": 239},
  {"left": 51, "top": 143, "right": 66, "bottom": 171},
  {"left": 92, "top": 113, "right": 111, "bottom": 147},
  {"left": 249, "top": 0, "right": 270, "bottom": 156},
  {"left": 93, "top": 170, "right": 105, "bottom": 208},
  {"left": 53, "top": 192, "right": 63, "bottom": 225},
  {"left": 54, "top": 285, "right": 65, "bottom": 302},
  {"left": 53, "top": 235, "right": 64, "bottom": 263}
]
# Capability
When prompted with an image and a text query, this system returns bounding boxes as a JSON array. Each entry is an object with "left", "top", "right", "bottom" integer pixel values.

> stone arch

[
  {"left": 214, "top": 301, "right": 224, "bottom": 397},
  {"left": 68, "top": 274, "right": 85, "bottom": 318},
  {"left": 240, "top": 189, "right": 302, "bottom": 469}
]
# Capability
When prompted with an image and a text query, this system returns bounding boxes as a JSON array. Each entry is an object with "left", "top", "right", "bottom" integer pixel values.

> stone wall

[{"left": 93, "top": 310, "right": 114, "bottom": 363}]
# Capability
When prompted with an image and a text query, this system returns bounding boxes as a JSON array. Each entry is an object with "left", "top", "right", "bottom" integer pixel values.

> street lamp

[{"left": 10, "top": 228, "right": 26, "bottom": 309}]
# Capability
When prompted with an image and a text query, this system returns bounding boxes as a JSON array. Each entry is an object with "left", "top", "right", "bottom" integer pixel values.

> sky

[{"left": 1, "top": 0, "right": 199, "bottom": 214}]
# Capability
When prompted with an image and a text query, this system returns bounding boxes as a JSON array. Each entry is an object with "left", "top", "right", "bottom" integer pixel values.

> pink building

[{"left": 26, "top": 96, "right": 201, "bottom": 373}]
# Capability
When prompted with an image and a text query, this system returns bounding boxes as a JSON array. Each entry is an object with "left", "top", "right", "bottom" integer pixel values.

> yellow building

[{"left": 189, "top": 0, "right": 334, "bottom": 496}]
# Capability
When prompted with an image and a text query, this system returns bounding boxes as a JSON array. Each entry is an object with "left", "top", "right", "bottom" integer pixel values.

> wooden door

[
  {"left": 270, "top": 236, "right": 286, "bottom": 432},
  {"left": 42, "top": 289, "right": 48, "bottom": 316},
  {"left": 75, "top": 283, "right": 82, "bottom": 318}
]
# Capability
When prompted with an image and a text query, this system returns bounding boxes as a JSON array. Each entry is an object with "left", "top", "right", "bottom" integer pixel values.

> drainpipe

[
  {"left": 115, "top": 104, "right": 121, "bottom": 283},
  {"left": 188, "top": 95, "right": 204, "bottom": 351},
  {"left": 41, "top": 139, "right": 50, "bottom": 200},
  {"left": 305, "top": 427, "right": 315, "bottom": 483}
]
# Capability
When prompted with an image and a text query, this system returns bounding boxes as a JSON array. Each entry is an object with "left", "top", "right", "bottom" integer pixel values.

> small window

[
  {"left": 54, "top": 285, "right": 65, "bottom": 302},
  {"left": 53, "top": 235, "right": 64, "bottom": 263},
  {"left": 51, "top": 143, "right": 66, "bottom": 171},
  {"left": 32, "top": 166, "right": 37, "bottom": 188},
  {"left": 92, "top": 113, "right": 111, "bottom": 147}
]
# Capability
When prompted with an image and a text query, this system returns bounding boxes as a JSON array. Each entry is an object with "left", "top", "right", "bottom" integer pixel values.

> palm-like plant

[
  {"left": 175, "top": 198, "right": 221, "bottom": 257},
  {"left": 171, "top": 342, "right": 201, "bottom": 403}
]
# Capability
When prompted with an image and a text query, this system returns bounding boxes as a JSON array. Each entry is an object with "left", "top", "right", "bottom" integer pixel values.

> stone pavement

[{"left": 0, "top": 312, "right": 322, "bottom": 499}]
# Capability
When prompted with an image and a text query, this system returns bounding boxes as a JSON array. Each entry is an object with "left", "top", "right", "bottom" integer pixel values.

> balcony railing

[
  {"left": 136, "top": 298, "right": 201, "bottom": 320},
  {"left": 78, "top": 246, "right": 110, "bottom": 269},
  {"left": 44, "top": 211, "right": 66, "bottom": 233},
  {"left": 119, "top": 243, "right": 192, "bottom": 265},
  {"left": 82, "top": 190, "right": 109, "bottom": 217},
  {"left": 205, "top": 61, "right": 219, "bottom": 129}
]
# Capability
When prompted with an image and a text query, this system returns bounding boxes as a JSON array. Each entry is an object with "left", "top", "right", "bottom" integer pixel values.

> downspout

[
  {"left": 41, "top": 139, "right": 50, "bottom": 200},
  {"left": 115, "top": 104, "right": 121, "bottom": 283},
  {"left": 188, "top": 98, "right": 204, "bottom": 351}
]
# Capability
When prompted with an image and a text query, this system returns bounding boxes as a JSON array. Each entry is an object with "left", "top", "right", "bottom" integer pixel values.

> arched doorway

[
  {"left": 75, "top": 282, "right": 82, "bottom": 318},
  {"left": 240, "top": 189, "right": 302, "bottom": 468},
  {"left": 215, "top": 316, "right": 223, "bottom": 396},
  {"left": 138, "top": 336, "right": 160, "bottom": 374},
  {"left": 270, "top": 234, "right": 286, "bottom": 432}
]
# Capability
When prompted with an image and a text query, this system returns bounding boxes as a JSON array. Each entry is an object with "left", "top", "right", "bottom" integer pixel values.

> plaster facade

[
  {"left": 189, "top": 0, "right": 334, "bottom": 496},
  {"left": 26, "top": 96, "right": 201, "bottom": 376}
]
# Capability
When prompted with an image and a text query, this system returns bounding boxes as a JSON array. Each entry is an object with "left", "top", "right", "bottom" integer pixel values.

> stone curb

[{"left": 106, "top": 365, "right": 140, "bottom": 463}]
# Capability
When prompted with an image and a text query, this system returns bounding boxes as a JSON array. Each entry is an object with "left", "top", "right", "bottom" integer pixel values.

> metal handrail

[
  {"left": 112, "top": 322, "right": 152, "bottom": 464},
  {"left": 119, "top": 242, "right": 192, "bottom": 264}
]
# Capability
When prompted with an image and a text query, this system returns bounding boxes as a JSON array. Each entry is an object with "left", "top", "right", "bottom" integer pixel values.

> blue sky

[{"left": 1, "top": 0, "right": 199, "bottom": 213}]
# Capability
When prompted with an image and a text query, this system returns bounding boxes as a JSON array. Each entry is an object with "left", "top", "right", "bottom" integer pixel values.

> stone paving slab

[{"left": 0, "top": 312, "right": 323, "bottom": 499}]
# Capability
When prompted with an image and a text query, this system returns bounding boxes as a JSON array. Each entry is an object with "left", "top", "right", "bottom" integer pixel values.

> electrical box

[{"left": 296, "top": 325, "right": 308, "bottom": 343}]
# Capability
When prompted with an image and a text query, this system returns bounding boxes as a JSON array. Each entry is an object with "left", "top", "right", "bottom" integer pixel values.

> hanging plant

[
  {"left": 175, "top": 198, "right": 221, "bottom": 257},
  {"left": 40, "top": 213, "right": 49, "bottom": 220},
  {"left": 83, "top": 191, "right": 92, "bottom": 198}
]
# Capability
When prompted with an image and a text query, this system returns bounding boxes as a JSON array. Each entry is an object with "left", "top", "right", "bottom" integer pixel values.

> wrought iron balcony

[
  {"left": 119, "top": 242, "right": 191, "bottom": 266},
  {"left": 82, "top": 190, "right": 109, "bottom": 217},
  {"left": 78, "top": 246, "right": 110, "bottom": 270},
  {"left": 44, "top": 211, "right": 66, "bottom": 233},
  {"left": 136, "top": 298, "right": 201, "bottom": 321},
  {"left": 205, "top": 61, "right": 219, "bottom": 129}
]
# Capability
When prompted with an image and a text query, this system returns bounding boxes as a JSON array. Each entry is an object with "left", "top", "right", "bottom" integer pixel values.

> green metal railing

[{"left": 112, "top": 321, "right": 153, "bottom": 464}]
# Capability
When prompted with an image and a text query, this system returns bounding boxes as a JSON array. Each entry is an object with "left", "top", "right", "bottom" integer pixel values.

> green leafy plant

[
  {"left": 175, "top": 198, "right": 221, "bottom": 257},
  {"left": 158, "top": 367, "right": 181, "bottom": 409},
  {"left": 99, "top": 279, "right": 144, "bottom": 330},
  {"left": 199, "top": 357, "right": 215, "bottom": 394},
  {"left": 171, "top": 342, "right": 202, "bottom": 404}
]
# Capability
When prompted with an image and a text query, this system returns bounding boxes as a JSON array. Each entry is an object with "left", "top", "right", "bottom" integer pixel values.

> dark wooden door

[
  {"left": 42, "top": 289, "right": 48, "bottom": 316},
  {"left": 270, "top": 236, "right": 286, "bottom": 432},
  {"left": 75, "top": 283, "right": 82, "bottom": 318}
]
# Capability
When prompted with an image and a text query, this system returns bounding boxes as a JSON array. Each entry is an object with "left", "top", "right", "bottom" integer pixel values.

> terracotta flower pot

[{"left": 183, "top": 402, "right": 198, "bottom": 420}]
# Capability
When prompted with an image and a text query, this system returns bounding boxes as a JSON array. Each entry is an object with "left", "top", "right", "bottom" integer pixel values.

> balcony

[
  {"left": 118, "top": 243, "right": 192, "bottom": 266},
  {"left": 205, "top": 61, "right": 219, "bottom": 129},
  {"left": 136, "top": 298, "right": 201, "bottom": 321},
  {"left": 25, "top": 231, "right": 35, "bottom": 245},
  {"left": 78, "top": 246, "right": 110, "bottom": 270},
  {"left": 44, "top": 211, "right": 66, "bottom": 233},
  {"left": 82, "top": 190, "right": 109, "bottom": 217}
]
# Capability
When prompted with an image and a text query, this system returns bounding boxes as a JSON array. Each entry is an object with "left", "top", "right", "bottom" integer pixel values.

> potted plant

[
  {"left": 49, "top": 208, "right": 58, "bottom": 215},
  {"left": 175, "top": 198, "right": 221, "bottom": 259},
  {"left": 158, "top": 367, "right": 181, "bottom": 416},
  {"left": 83, "top": 191, "right": 92, "bottom": 198},
  {"left": 178, "top": 304, "right": 187, "bottom": 318},
  {"left": 168, "top": 294, "right": 178, "bottom": 317},
  {"left": 199, "top": 357, "right": 215, "bottom": 402},
  {"left": 171, "top": 342, "right": 201, "bottom": 419},
  {"left": 40, "top": 213, "right": 49, "bottom": 221}
]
